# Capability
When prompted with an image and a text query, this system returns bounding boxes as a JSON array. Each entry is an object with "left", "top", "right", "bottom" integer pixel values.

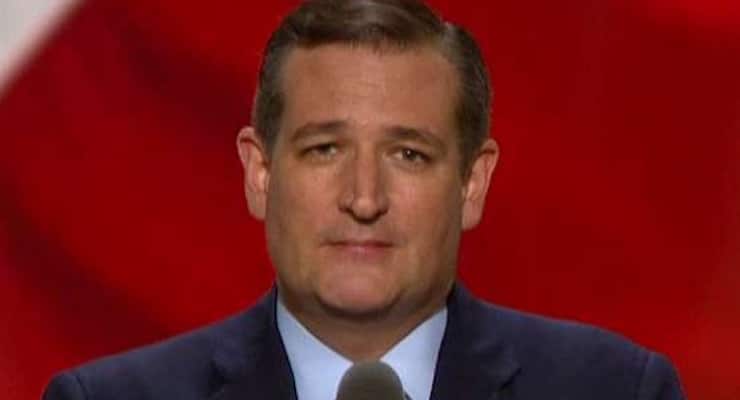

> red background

[{"left": 1, "top": 1, "right": 738, "bottom": 399}]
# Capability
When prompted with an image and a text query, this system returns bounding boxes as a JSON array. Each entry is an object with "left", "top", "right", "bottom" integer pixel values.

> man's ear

[
  {"left": 461, "top": 138, "right": 499, "bottom": 230},
  {"left": 237, "top": 126, "right": 270, "bottom": 220}
]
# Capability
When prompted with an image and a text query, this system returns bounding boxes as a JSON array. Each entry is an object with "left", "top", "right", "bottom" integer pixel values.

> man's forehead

[
  {"left": 278, "top": 45, "right": 458, "bottom": 121},
  {"left": 279, "top": 44, "right": 457, "bottom": 90}
]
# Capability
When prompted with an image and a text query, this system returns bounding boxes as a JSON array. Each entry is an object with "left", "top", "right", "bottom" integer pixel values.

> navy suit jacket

[{"left": 43, "top": 285, "right": 685, "bottom": 400}]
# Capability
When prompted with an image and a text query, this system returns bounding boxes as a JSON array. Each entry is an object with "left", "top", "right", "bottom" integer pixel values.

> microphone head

[{"left": 336, "top": 361, "right": 405, "bottom": 400}]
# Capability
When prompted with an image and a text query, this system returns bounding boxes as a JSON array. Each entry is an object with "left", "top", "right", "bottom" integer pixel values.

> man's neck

[{"left": 280, "top": 295, "right": 447, "bottom": 361}]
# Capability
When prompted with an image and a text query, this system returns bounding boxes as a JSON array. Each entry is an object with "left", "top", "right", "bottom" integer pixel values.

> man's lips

[
  {"left": 324, "top": 239, "right": 394, "bottom": 255},
  {"left": 328, "top": 239, "right": 393, "bottom": 248}
]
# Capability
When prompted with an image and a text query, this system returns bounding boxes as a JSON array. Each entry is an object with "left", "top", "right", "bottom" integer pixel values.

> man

[{"left": 44, "top": 1, "right": 685, "bottom": 399}]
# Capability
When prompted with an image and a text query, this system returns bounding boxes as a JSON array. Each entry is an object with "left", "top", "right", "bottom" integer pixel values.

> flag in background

[{"left": 1, "top": 1, "right": 739, "bottom": 399}]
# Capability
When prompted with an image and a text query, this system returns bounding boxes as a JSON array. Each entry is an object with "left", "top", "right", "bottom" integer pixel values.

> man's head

[
  {"left": 237, "top": 0, "right": 498, "bottom": 343},
  {"left": 252, "top": 0, "right": 492, "bottom": 172}
]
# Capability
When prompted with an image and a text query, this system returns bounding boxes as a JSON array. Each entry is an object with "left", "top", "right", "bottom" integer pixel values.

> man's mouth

[
  {"left": 330, "top": 239, "right": 392, "bottom": 248},
  {"left": 325, "top": 239, "right": 394, "bottom": 256}
]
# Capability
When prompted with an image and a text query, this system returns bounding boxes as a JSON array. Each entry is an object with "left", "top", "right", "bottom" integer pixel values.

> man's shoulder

[
  {"left": 76, "top": 310, "right": 245, "bottom": 376},
  {"left": 481, "top": 300, "right": 644, "bottom": 362},
  {"left": 464, "top": 296, "right": 684, "bottom": 399},
  {"left": 44, "top": 298, "right": 272, "bottom": 400}
]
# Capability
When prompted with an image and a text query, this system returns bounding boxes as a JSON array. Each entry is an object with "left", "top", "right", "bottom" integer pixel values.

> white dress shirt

[{"left": 276, "top": 300, "right": 447, "bottom": 400}]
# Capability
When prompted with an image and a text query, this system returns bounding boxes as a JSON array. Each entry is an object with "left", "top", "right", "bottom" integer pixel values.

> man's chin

[{"left": 316, "top": 292, "right": 397, "bottom": 323}]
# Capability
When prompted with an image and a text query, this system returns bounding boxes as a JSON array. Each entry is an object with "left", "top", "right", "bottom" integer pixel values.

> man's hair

[{"left": 252, "top": 0, "right": 491, "bottom": 171}]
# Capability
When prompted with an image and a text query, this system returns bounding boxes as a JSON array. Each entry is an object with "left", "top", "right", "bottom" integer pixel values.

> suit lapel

[
  {"left": 208, "top": 288, "right": 297, "bottom": 400},
  {"left": 431, "top": 284, "right": 521, "bottom": 400}
]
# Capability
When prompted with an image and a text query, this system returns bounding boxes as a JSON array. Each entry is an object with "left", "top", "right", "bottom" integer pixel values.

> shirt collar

[{"left": 277, "top": 301, "right": 447, "bottom": 400}]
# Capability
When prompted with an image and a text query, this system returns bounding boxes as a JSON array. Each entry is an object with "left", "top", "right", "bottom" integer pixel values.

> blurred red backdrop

[{"left": 1, "top": 1, "right": 738, "bottom": 399}]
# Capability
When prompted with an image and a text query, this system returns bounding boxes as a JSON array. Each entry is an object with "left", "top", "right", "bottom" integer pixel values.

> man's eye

[
  {"left": 304, "top": 143, "right": 338, "bottom": 159},
  {"left": 396, "top": 148, "right": 430, "bottom": 164}
]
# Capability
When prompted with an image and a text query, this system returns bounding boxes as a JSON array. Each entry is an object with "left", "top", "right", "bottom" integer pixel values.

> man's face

[{"left": 239, "top": 44, "right": 496, "bottom": 323}]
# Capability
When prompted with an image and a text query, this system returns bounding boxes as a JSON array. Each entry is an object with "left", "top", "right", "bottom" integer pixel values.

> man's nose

[{"left": 338, "top": 150, "right": 390, "bottom": 223}]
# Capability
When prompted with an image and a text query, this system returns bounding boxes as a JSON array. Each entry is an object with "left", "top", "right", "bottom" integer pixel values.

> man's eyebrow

[
  {"left": 289, "top": 121, "right": 446, "bottom": 150},
  {"left": 385, "top": 125, "right": 446, "bottom": 149},
  {"left": 290, "top": 120, "right": 348, "bottom": 142}
]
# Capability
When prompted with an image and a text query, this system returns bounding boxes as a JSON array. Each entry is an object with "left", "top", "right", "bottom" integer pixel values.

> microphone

[{"left": 335, "top": 361, "right": 406, "bottom": 400}]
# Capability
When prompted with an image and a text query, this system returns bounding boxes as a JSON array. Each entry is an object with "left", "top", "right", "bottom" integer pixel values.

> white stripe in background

[{"left": 0, "top": 0, "right": 82, "bottom": 97}]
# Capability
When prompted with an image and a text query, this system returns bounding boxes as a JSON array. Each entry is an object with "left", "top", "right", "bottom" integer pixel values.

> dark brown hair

[{"left": 252, "top": 0, "right": 491, "bottom": 170}]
